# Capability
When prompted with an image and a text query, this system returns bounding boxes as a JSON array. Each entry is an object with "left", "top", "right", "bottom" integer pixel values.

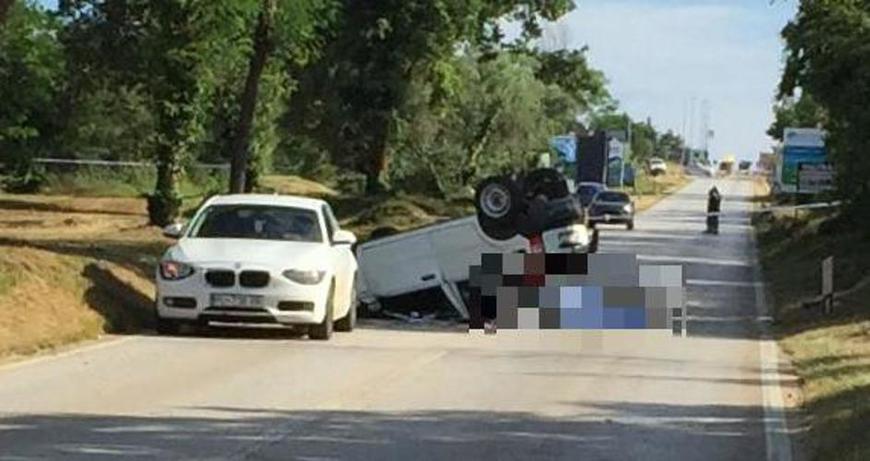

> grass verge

[
  {"left": 753, "top": 180, "right": 870, "bottom": 461},
  {"left": 630, "top": 162, "right": 691, "bottom": 212}
]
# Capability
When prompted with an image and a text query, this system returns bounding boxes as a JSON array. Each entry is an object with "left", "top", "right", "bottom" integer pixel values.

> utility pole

[
  {"left": 681, "top": 98, "right": 688, "bottom": 165},
  {"left": 700, "top": 99, "right": 711, "bottom": 160},
  {"left": 622, "top": 117, "right": 632, "bottom": 189}
]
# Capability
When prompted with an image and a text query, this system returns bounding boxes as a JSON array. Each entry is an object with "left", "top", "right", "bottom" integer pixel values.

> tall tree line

[{"left": 2, "top": 0, "right": 681, "bottom": 225}]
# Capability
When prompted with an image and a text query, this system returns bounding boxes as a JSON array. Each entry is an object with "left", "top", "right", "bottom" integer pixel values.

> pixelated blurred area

[{"left": 468, "top": 253, "right": 685, "bottom": 335}]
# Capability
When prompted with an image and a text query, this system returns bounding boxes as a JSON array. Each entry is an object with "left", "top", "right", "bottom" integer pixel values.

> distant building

[{"left": 757, "top": 152, "right": 775, "bottom": 171}]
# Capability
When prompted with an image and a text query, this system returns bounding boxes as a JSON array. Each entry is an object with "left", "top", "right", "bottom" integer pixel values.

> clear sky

[
  {"left": 546, "top": 0, "right": 798, "bottom": 161},
  {"left": 39, "top": 0, "right": 796, "bottom": 161}
]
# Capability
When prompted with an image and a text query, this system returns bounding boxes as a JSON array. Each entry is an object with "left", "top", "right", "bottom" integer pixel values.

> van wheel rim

[{"left": 481, "top": 184, "right": 511, "bottom": 219}]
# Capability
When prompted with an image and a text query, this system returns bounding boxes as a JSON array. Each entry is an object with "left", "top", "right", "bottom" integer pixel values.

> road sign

[
  {"left": 798, "top": 162, "right": 836, "bottom": 194},
  {"left": 608, "top": 138, "right": 625, "bottom": 159},
  {"left": 550, "top": 135, "right": 577, "bottom": 163},
  {"left": 779, "top": 128, "right": 827, "bottom": 193}
]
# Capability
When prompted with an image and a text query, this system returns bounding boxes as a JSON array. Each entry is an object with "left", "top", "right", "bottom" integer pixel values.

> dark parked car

[
  {"left": 588, "top": 190, "right": 635, "bottom": 230},
  {"left": 576, "top": 182, "right": 608, "bottom": 208}
]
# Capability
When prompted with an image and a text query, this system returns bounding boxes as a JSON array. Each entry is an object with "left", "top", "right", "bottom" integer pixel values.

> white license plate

[{"left": 211, "top": 294, "right": 264, "bottom": 308}]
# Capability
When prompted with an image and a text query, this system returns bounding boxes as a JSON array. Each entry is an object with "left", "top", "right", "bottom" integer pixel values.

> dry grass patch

[
  {"left": 754, "top": 191, "right": 870, "bottom": 461},
  {"left": 631, "top": 162, "right": 691, "bottom": 212}
]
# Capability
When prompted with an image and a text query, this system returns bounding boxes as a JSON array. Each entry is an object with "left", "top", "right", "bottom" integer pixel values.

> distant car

[
  {"left": 588, "top": 190, "right": 635, "bottom": 230},
  {"left": 155, "top": 194, "right": 359, "bottom": 340},
  {"left": 649, "top": 158, "right": 668, "bottom": 176},
  {"left": 576, "top": 182, "right": 608, "bottom": 208}
]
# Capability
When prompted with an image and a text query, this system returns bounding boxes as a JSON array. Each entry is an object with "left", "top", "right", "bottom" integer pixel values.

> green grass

[
  {"left": 0, "top": 268, "right": 13, "bottom": 296},
  {"left": 37, "top": 167, "right": 226, "bottom": 199},
  {"left": 754, "top": 204, "right": 870, "bottom": 461}
]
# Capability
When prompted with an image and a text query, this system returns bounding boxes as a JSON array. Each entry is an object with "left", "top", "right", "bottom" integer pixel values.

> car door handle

[{"left": 421, "top": 274, "right": 436, "bottom": 282}]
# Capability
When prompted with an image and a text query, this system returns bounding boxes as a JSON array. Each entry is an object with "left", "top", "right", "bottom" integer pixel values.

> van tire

[
  {"left": 475, "top": 176, "right": 522, "bottom": 241},
  {"left": 523, "top": 168, "right": 569, "bottom": 200}
]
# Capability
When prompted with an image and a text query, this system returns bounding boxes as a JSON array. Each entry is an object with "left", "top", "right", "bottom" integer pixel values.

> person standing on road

[{"left": 706, "top": 186, "right": 722, "bottom": 234}]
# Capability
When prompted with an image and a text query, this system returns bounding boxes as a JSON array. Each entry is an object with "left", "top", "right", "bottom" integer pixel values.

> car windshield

[
  {"left": 577, "top": 185, "right": 602, "bottom": 204},
  {"left": 188, "top": 205, "right": 323, "bottom": 243},
  {"left": 595, "top": 192, "right": 630, "bottom": 203}
]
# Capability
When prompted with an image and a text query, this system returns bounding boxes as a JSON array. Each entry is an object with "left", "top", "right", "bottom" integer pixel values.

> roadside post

[{"left": 822, "top": 256, "right": 834, "bottom": 315}]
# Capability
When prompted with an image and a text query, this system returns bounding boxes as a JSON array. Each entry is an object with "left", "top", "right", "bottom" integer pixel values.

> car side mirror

[
  {"left": 162, "top": 222, "right": 185, "bottom": 239},
  {"left": 333, "top": 229, "right": 357, "bottom": 246}
]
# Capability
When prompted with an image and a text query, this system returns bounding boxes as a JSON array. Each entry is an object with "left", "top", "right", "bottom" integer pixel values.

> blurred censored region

[{"left": 468, "top": 253, "right": 685, "bottom": 335}]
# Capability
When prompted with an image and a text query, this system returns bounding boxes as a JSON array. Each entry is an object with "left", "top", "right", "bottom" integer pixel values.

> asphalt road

[{"left": 0, "top": 176, "right": 792, "bottom": 461}]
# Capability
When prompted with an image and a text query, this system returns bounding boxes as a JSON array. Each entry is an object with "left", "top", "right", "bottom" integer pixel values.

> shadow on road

[{"left": 0, "top": 403, "right": 782, "bottom": 460}]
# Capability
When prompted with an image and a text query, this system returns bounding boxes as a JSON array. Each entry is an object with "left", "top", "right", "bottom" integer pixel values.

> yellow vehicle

[{"left": 718, "top": 154, "right": 736, "bottom": 176}]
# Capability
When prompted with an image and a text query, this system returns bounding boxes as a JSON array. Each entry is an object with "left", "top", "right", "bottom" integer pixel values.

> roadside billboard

[
  {"left": 780, "top": 128, "right": 827, "bottom": 194},
  {"left": 550, "top": 135, "right": 577, "bottom": 164},
  {"left": 798, "top": 162, "right": 836, "bottom": 194}
]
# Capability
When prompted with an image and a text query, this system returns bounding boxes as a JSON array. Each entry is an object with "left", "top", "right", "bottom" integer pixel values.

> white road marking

[
  {"left": 0, "top": 336, "right": 137, "bottom": 373},
  {"left": 638, "top": 254, "right": 754, "bottom": 267},
  {"left": 687, "top": 279, "right": 763, "bottom": 288},
  {"left": 752, "top": 222, "right": 794, "bottom": 461}
]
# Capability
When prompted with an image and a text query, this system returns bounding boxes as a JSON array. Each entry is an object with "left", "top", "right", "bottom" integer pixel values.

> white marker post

[{"left": 822, "top": 256, "right": 834, "bottom": 315}]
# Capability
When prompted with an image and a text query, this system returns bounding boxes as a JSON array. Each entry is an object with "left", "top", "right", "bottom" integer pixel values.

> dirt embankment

[
  {"left": 0, "top": 180, "right": 467, "bottom": 359},
  {"left": 0, "top": 195, "right": 166, "bottom": 359},
  {"left": 753, "top": 181, "right": 870, "bottom": 461}
]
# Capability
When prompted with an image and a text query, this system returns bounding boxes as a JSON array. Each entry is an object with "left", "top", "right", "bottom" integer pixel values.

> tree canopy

[
  {"left": 778, "top": 0, "right": 870, "bottom": 220},
  {"left": 2, "top": 0, "right": 684, "bottom": 223}
]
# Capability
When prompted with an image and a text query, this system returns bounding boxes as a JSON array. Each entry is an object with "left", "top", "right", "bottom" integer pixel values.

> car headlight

[
  {"left": 283, "top": 269, "right": 326, "bottom": 285},
  {"left": 160, "top": 260, "right": 195, "bottom": 281},
  {"left": 623, "top": 204, "right": 633, "bottom": 213}
]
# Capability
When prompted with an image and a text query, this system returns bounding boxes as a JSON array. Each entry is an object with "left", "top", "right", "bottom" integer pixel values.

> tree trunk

[
  {"left": 228, "top": 0, "right": 275, "bottom": 194},
  {"left": 0, "top": 0, "right": 13, "bottom": 25},
  {"left": 363, "top": 114, "right": 391, "bottom": 194},
  {"left": 148, "top": 146, "right": 182, "bottom": 226}
]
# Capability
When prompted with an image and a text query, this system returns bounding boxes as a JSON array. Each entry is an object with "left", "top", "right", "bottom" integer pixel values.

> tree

[
  {"left": 60, "top": 1, "right": 259, "bottom": 224},
  {"left": 0, "top": 0, "right": 14, "bottom": 24},
  {"left": 533, "top": 48, "right": 612, "bottom": 114},
  {"left": 228, "top": 0, "right": 277, "bottom": 194},
  {"left": 779, "top": 1, "right": 870, "bottom": 220},
  {"left": 767, "top": 92, "right": 826, "bottom": 142},
  {"left": 227, "top": 0, "right": 335, "bottom": 193},
  {"left": 656, "top": 130, "right": 685, "bottom": 162},
  {"left": 289, "top": 0, "right": 575, "bottom": 193},
  {"left": 0, "top": 1, "right": 64, "bottom": 191}
]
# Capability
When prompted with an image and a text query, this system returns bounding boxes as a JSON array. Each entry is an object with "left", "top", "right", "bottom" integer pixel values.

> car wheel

[
  {"left": 309, "top": 282, "right": 335, "bottom": 340},
  {"left": 627, "top": 220, "right": 634, "bottom": 231},
  {"left": 335, "top": 279, "right": 357, "bottom": 332},
  {"left": 155, "top": 316, "right": 181, "bottom": 336}
]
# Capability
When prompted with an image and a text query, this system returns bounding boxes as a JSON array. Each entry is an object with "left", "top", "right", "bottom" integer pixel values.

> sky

[
  {"left": 540, "top": 0, "right": 798, "bottom": 161},
  {"left": 39, "top": 0, "right": 796, "bottom": 161}
]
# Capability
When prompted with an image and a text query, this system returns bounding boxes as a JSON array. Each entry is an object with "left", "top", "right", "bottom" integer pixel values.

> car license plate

[{"left": 211, "top": 294, "right": 264, "bottom": 308}]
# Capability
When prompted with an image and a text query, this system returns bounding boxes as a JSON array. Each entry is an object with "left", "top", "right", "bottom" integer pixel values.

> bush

[{"left": 2, "top": 162, "right": 46, "bottom": 193}]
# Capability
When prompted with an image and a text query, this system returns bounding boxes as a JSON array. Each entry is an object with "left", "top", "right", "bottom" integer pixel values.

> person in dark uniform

[{"left": 706, "top": 186, "right": 722, "bottom": 234}]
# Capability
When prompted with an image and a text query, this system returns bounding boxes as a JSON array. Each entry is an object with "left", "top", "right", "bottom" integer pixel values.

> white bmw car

[{"left": 155, "top": 194, "right": 358, "bottom": 340}]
